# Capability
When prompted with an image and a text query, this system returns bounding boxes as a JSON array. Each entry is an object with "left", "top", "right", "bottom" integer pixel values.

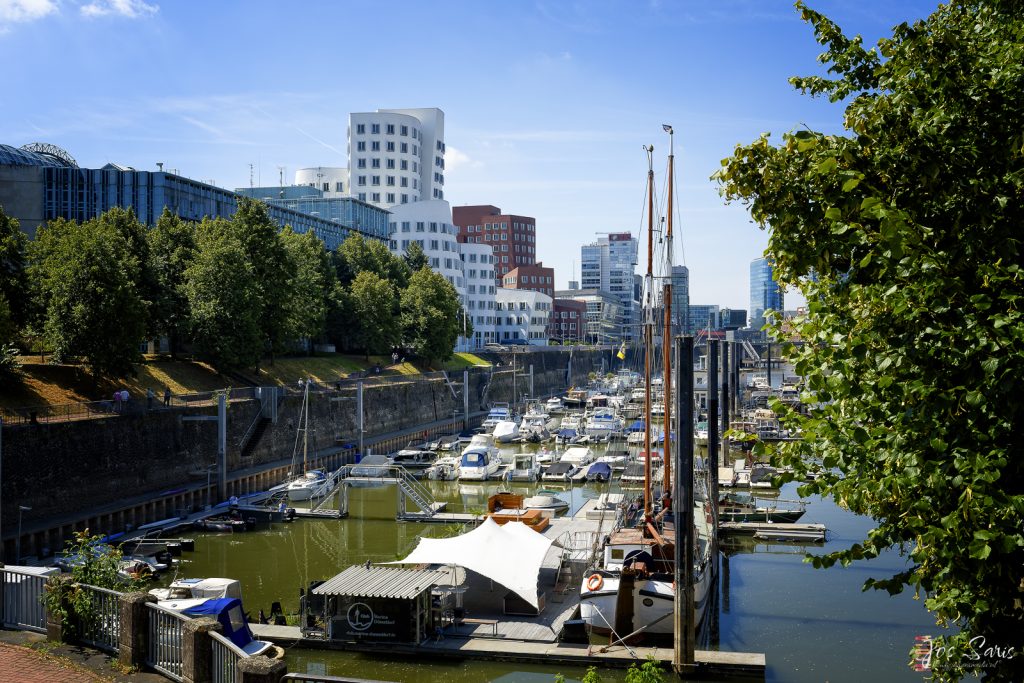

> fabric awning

[{"left": 387, "top": 518, "right": 553, "bottom": 608}]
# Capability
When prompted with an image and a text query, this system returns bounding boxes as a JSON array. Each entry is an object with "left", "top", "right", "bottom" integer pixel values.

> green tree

[
  {"left": 336, "top": 232, "right": 410, "bottom": 288},
  {"left": 149, "top": 209, "right": 197, "bottom": 358},
  {"left": 98, "top": 207, "right": 157, "bottom": 338},
  {"left": 324, "top": 283, "right": 358, "bottom": 352},
  {"left": 350, "top": 271, "right": 399, "bottom": 358},
  {"left": 400, "top": 268, "right": 463, "bottom": 364},
  {"left": 184, "top": 218, "right": 262, "bottom": 370},
  {"left": 715, "top": 2, "right": 1024, "bottom": 678},
  {"left": 403, "top": 241, "right": 429, "bottom": 272},
  {"left": 0, "top": 205, "right": 29, "bottom": 331},
  {"left": 229, "top": 197, "right": 295, "bottom": 363},
  {"left": 29, "top": 216, "right": 146, "bottom": 377},
  {"left": 280, "top": 227, "right": 333, "bottom": 352}
]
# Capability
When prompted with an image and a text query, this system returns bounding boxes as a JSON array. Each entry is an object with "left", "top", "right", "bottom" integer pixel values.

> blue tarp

[
  {"left": 627, "top": 420, "right": 645, "bottom": 432},
  {"left": 557, "top": 428, "right": 577, "bottom": 438},
  {"left": 182, "top": 598, "right": 255, "bottom": 650},
  {"left": 586, "top": 462, "right": 612, "bottom": 480}
]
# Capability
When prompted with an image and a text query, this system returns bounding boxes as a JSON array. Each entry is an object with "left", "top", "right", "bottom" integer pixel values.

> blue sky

[{"left": 0, "top": 0, "right": 939, "bottom": 309}]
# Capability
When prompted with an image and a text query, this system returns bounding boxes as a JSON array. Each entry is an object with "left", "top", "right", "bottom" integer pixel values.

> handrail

[
  {"left": 209, "top": 629, "right": 249, "bottom": 658},
  {"left": 238, "top": 403, "right": 265, "bottom": 448}
]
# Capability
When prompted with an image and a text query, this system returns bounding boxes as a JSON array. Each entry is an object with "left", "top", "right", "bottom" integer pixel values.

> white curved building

[
  {"left": 388, "top": 199, "right": 464, "bottom": 294},
  {"left": 294, "top": 166, "right": 349, "bottom": 197},
  {"left": 348, "top": 108, "right": 445, "bottom": 209},
  {"left": 460, "top": 242, "right": 497, "bottom": 349}
]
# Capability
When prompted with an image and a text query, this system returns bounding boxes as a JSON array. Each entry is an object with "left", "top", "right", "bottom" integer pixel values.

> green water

[{"left": 159, "top": 441, "right": 936, "bottom": 682}]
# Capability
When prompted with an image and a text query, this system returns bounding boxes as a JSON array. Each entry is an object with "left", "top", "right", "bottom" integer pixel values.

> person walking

[
  {"left": 164, "top": 386, "right": 171, "bottom": 406},
  {"left": 113, "top": 390, "right": 122, "bottom": 413}
]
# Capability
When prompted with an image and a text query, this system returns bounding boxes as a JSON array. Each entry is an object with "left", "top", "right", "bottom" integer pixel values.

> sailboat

[
  {"left": 579, "top": 125, "right": 715, "bottom": 639},
  {"left": 282, "top": 382, "right": 334, "bottom": 502}
]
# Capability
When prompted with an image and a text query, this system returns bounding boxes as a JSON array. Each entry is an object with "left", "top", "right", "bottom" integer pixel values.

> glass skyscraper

[{"left": 749, "top": 257, "right": 784, "bottom": 329}]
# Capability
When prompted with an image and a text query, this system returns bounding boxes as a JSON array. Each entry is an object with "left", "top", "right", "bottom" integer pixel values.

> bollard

[
  {"left": 182, "top": 616, "right": 221, "bottom": 683},
  {"left": 119, "top": 591, "right": 157, "bottom": 669},
  {"left": 237, "top": 655, "right": 288, "bottom": 683}
]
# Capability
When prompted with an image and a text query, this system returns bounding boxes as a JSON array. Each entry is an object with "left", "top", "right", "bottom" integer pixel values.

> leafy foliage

[
  {"left": 29, "top": 216, "right": 146, "bottom": 377},
  {"left": 0, "top": 205, "right": 29, "bottom": 329},
  {"left": 280, "top": 227, "right": 334, "bottom": 350},
  {"left": 148, "top": 209, "right": 197, "bottom": 358},
  {"left": 716, "top": 2, "right": 1024, "bottom": 678},
  {"left": 401, "top": 268, "right": 462, "bottom": 363},
  {"left": 42, "top": 530, "right": 142, "bottom": 641},
  {"left": 403, "top": 241, "right": 429, "bottom": 272},
  {"left": 624, "top": 656, "right": 665, "bottom": 683},
  {"left": 350, "top": 271, "right": 400, "bottom": 357}
]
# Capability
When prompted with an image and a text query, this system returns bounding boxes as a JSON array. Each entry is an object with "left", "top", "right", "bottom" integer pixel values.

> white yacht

[
  {"left": 585, "top": 409, "right": 622, "bottom": 441},
  {"left": 508, "top": 452, "right": 542, "bottom": 482},
  {"left": 458, "top": 434, "right": 501, "bottom": 480},
  {"left": 559, "top": 445, "right": 595, "bottom": 467},
  {"left": 492, "top": 420, "right": 520, "bottom": 443},
  {"left": 545, "top": 396, "right": 565, "bottom": 413}
]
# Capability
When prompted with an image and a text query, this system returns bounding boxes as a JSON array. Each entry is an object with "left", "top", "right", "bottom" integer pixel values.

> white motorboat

[
  {"left": 522, "top": 491, "right": 569, "bottom": 512},
  {"left": 541, "top": 462, "right": 577, "bottom": 481},
  {"left": 492, "top": 420, "right": 521, "bottom": 443},
  {"left": 508, "top": 452, "right": 542, "bottom": 482},
  {"left": 597, "top": 449, "right": 630, "bottom": 471},
  {"left": 149, "top": 577, "right": 243, "bottom": 612},
  {"left": 392, "top": 442, "right": 434, "bottom": 468},
  {"left": 458, "top": 434, "right": 501, "bottom": 480},
  {"left": 585, "top": 409, "right": 622, "bottom": 440},
  {"left": 559, "top": 445, "right": 595, "bottom": 467},
  {"left": 482, "top": 405, "right": 512, "bottom": 430},
  {"left": 285, "top": 470, "right": 334, "bottom": 501},
  {"left": 519, "top": 416, "right": 550, "bottom": 442},
  {"left": 545, "top": 396, "right": 564, "bottom": 413},
  {"left": 426, "top": 455, "right": 459, "bottom": 480}
]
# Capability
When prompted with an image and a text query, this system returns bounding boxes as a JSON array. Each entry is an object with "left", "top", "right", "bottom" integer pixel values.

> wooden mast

[
  {"left": 643, "top": 144, "right": 655, "bottom": 518},
  {"left": 662, "top": 125, "right": 674, "bottom": 498}
]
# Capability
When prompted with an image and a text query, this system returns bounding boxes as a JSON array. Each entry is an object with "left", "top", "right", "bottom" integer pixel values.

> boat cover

[
  {"left": 387, "top": 518, "right": 552, "bottom": 608},
  {"left": 182, "top": 598, "right": 256, "bottom": 651},
  {"left": 556, "top": 428, "right": 577, "bottom": 438},
  {"left": 586, "top": 462, "right": 612, "bottom": 478},
  {"left": 627, "top": 420, "right": 645, "bottom": 432}
]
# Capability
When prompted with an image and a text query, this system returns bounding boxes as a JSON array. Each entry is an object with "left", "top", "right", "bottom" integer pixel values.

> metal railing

[
  {"left": 146, "top": 602, "right": 189, "bottom": 681},
  {"left": 210, "top": 630, "right": 247, "bottom": 683},
  {"left": 0, "top": 567, "right": 49, "bottom": 632},
  {"left": 78, "top": 584, "right": 122, "bottom": 653}
]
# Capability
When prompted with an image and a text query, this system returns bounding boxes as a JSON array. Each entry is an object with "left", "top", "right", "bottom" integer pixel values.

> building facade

[
  {"left": 347, "top": 108, "right": 445, "bottom": 209},
  {"left": 670, "top": 264, "right": 690, "bottom": 337},
  {"left": 452, "top": 205, "right": 537, "bottom": 283},
  {"left": 501, "top": 263, "right": 554, "bottom": 298},
  {"left": 687, "top": 304, "right": 721, "bottom": 335},
  {"left": 549, "top": 299, "right": 586, "bottom": 343},
  {"left": 749, "top": 257, "right": 784, "bottom": 330},
  {"left": 388, "top": 200, "right": 464, "bottom": 293},
  {"left": 580, "top": 232, "right": 638, "bottom": 340},
  {"left": 554, "top": 288, "right": 622, "bottom": 345},
  {"left": 237, "top": 185, "right": 390, "bottom": 245},
  {"left": 494, "top": 289, "right": 551, "bottom": 345},
  {"left": 460, "top": 242, "right": 498, "bottom": 348},
  {"left": 0, "top": 143, "right": 373, "bottom": 249}
]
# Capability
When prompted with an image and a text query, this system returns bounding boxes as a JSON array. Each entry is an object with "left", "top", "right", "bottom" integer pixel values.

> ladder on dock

[
  {"left": 395, "top": 467, "right": 442, "bottom": 518},
  {"left": 551, "top": 531, "right": 595, "bottom": 602}
]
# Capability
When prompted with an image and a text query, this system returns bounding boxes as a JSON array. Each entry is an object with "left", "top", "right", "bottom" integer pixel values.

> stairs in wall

[{"left": 240, "top": 417, "right": 271, "bottom": 459}]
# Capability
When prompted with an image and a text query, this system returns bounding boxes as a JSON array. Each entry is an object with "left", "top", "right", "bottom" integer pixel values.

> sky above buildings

[{"left": 1, "top": 0, "right": 939, "bottom": 309}]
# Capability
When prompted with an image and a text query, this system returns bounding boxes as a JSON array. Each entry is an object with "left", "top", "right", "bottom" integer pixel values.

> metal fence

[
  {"left": 146, "top": 601, "right": 189, "bottom": 681},
  {"left": 78, "top": 584, "right": 122, "bottom": 654},
  {"left": 210, "top": 630, "right": 247, "bottom": 683},
  {"left": 0, "top": 567, "right": 49, "bottom": 632}
]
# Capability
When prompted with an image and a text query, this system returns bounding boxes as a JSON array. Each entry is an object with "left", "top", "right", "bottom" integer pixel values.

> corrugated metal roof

[{"left": 313, "top": 565, "right": 450, "bottom": 600}]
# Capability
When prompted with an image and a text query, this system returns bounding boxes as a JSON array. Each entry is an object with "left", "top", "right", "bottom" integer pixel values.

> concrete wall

[{"left": 0, "top": 348, "right": 615, "bottom": 547}]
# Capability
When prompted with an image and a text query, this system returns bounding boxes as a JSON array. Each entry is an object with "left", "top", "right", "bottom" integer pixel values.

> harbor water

[{"left": 160, "top": 440, "right": 936, "bottom": 682}]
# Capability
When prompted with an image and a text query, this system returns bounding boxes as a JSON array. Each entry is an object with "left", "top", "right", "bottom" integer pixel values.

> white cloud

[
  {"left": 80, "top": 0, "right": 158, "bottom": 19},
  {"left": 0, "top": 0, "right": 57, "bottom": 30},
  {"left": 444, "top": 145, "right": 480, "bottom": 172}
]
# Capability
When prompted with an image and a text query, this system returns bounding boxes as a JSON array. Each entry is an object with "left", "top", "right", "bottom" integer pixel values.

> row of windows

[
  {"left": 357, "top": 175, "right": 417, "bottom": 190},
  {"left": 356, "top": 158, "right": 417, "bottom": 172},
  {"left": 464, "top": 252, "right": 492, "bottom": 264},
  {"left": 464, "top": 222, "right": 534, "bottom": 232},
  {"left": 354, "top": 123, "right": 418, "bottom": 139},
  {"left": 355, "top": 140, "right": 422, "bottom": 156},
  {"left": 466, "top": 269, "right": 493, "bottom": 279},
  {"left": 433, "top": 171, "right": 445, "bottom": 186},
  {"left": 359, "top": 192, "right": 410, "bottom": 204},
  {"left": 393, "top": 220, "right": 455, "bottom": 235},
  {"left": 503, "top": 275, "right": 552, "bottom": 285},
  {"left": 462, "top": 234, "right": 535, "bottom": 245}
]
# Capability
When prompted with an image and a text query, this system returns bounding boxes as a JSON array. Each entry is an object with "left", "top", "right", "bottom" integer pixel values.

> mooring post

[
  {"left": 708, "top": 340, "right": 720, "bottom": 521},
  {"left": 357, "top": 380, "right": 364, "bottom": 457},
  {"left": 673, "top": 335, "right": 695, "bottom": 672},
  {"left": 463, "top": 369, "right": 470, "bottom": 431},
  {"left": 721, "top": 342, "right": 731, "bottom": 469},
  {"left": 217, "top": 393, "right": 227, "bottom": 500},
  {"left": 529, "top": 364, "right": 534, "bottom": 399}
]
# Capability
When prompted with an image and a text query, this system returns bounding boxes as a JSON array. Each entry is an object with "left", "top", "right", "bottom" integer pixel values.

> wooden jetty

[{"left": 719, "top": 521, "right": 826, "bottom": 542}]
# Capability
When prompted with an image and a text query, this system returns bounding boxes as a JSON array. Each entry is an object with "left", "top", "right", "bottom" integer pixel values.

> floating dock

[{"left": 719, "top": 521, "right": 826, "bottom": 542}]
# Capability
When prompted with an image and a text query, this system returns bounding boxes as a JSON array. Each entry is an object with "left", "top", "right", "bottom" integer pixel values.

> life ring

[{"left": 586, "top": 574, "right": 604, "bottom": 591}]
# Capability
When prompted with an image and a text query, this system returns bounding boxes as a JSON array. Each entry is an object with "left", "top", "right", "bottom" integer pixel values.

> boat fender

[{"left": 586, "top": 574, "right": 604, "bottom": 591}]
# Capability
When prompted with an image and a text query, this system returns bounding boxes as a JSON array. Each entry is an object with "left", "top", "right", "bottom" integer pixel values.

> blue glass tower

[{"left": 749, "top": 257, "right": 783, "bottom": 329}]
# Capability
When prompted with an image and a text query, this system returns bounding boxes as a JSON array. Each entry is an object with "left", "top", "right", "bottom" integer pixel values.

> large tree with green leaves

[
  {"left": 0, "top": 205, "right": 29, "bottom": 336},
  {"left": 400, "top": 267, "right": 463, "bottom": 364},
  {"left": 29, "top": 216, "right": 147, "bottom": 377},
  {"left": 350, "top": 271, "right": 400, "bottom": 358},
  {"left": 149, "top": 209, "right": 197, "bottom": 358},
  {"left": 229, "top": 197, "right": 295, "bottom": 362},
  {"left": 280, "top": 227, "right": 334, "bottom": 351},
  {"left": 335, "top": 232, "right": 410, "bottom": 288},
  {"left": 183, "top": 218, "right": 262, "bottom": 371},
  {"left": 715, "top": 1, "right": 1023, "bottom": 678}
]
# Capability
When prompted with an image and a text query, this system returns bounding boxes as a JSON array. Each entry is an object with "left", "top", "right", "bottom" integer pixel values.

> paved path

[{"left": 0, "top": 642, "right": 106, "bottom": 682}]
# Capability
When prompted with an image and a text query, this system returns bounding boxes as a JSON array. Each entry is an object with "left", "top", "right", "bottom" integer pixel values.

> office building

[
  {"left": 453, "top": 205, "right": 537, "bottom": 283},
  {"left": 501, "top": 263, "right": 554, "bottom": 298},
  {"left": 460, "top": 241, "right": 498, "bottom": 348},
  {"left": 554, "top": 288, "right": 622, "bottom": 345},
  {"left": 0, "top": 143, "right": 371, "bottom": 249},
  {"left": 687, "top": 304, "right": 721, "bottom": 335},
  {"left": 347, "top": 108, "right": 446, "bottom": 209},
  {"left": 494, "top": 289, "right": 551, "bottom": 345},
  {"left": 580, "top": 232, "right": 638, "bottom": 340},
  {"left": 749, "top": 257, "right": 784, "bottom": 330},
  {"left": 549, "top": 299, "right": 586, "bottom": 343},
  {"left": 236, "top": 185, "right": 390, "bottom": 245},
  {"left": 670, "top": 265, "right": 690, "bottom": 337}
]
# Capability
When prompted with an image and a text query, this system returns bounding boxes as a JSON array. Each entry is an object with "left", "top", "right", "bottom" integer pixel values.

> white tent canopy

[{"left": 388, "top": 518, "right": 553, "bottom": 608}]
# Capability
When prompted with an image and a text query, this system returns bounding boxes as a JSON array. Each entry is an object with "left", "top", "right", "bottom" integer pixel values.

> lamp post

[{"left": 16, "top": 505, "right": 30, "bottom": 563}]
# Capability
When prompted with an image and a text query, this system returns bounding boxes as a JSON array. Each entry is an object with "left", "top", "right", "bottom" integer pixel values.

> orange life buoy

[{"left": 586, "top": 574, "right": 604, "bottom": 591}]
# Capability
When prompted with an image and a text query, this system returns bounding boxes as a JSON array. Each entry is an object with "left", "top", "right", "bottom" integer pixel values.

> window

[
  {"left": 386, "top": 124, "right": 395, "bottom": 134},
  {"left": 400, "top": 160, "right": 408, "bottom": 170},
  {"left": 386, "top": 193, "right": 395, "bottom": 203},
  {"left": 371, "top": 175, "right": 380, "bottom": 185},
  {"left": 413, "top": 146, "right": 418, "bottom": 157},
  {"left": 400, "top": 142, "right": 408, "bottom": 153},
  {"left": 372, "top": 192, "right": 380, "bottom": 202},
  {"left": 371, "top": 158, "right": 381, "bottom": 169},
  {"left": 357, "top": 141, "right": 366, "bottom": 152},
  {"left": 400, "top": 177, "right": 408, "bottom": 187},
  {"left": 401, "top": 194, "right": 408, "bottom": 203},
  {"left": 386, "top": 142, "right": 395, "bottom": 152},
  {"left": 429, "top": 222, "right": 438, "bottom": 232},
  {"left": 371, "top": 123, "right": 380, "bottom": 134},
  {"left": 356, "top": 124, "right": 365, "bottom": 134},
  {"left": 322, "top": 182, "right": 329, "bottom": 192},
  {"left": 357, "top": 176, "right": 367, "bottom": 186},
  {"left": 386, "top": 159, "right": 395, "bottom": 169},
  {"left": 401, "top": 221, "right": 410, "bottom": 232},
  {"left": 358, "top": 192, "right": 366, "bottom": 201},
  {"left": 357, "top": 158, "right": 366, "bottom": 169},
  {"left": 371, "top": 141, "right": 380, "bottom": 151},
  {"left": 416, "top": 222, "right": 425, "bottom": 232},
  {"left": 387, "top": 176, "right": 395, "bottom": 186},
  {"left": 401, "top": 125, "right": 408, "bottom": 136},
  {"left": 412, "top": 129, "right": 418, "bottom": 139},
  {"left": 430, "top": 240, "right": 439, "bottom": 250}
]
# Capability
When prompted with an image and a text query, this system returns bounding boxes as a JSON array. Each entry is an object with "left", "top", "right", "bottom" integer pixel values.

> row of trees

[{"left": 0, "top": 197, "right": 469, "bottom": 376}]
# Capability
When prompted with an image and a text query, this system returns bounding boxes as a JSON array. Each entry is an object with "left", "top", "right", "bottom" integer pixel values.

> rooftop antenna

[
  {"left": 156, "top": 162, "right": 163, "bottom": 172},
  {"left": 248, "top": 163, "right": 254, "bottom": 189},
  {"left": 277, "top": 166, "right": 285, "bottom": 199}
]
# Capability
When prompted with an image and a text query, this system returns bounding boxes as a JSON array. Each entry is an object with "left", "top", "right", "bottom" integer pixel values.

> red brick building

[
  {"left": 453, "top": 204, "right": 537, "bottom": 283},
  {"left": 501, "top": 263, "right": 555, "bottom": 298},
  {"left": 549, "top": 299, "right": 587, "bottom": 343}
]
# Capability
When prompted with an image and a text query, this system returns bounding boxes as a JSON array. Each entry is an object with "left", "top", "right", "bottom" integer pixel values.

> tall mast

[
  {"left": 302, "top": 380, "right": 309, "bottom": 473},
  {"left": 662, "top": 124, "right": 674, "bottom": 498},
  {"left": 643, "top": 144, "right": 655, "bottom": 519}
]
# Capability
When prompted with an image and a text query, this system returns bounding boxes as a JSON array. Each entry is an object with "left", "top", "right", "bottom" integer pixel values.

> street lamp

[{"left": 16, "top": 505, "right": 31, "bottom": 563}]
